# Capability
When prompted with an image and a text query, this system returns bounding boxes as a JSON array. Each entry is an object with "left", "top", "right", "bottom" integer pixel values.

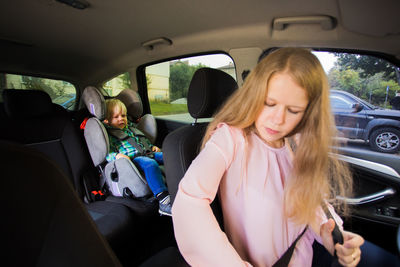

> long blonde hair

[{"left": 202, "top": 48, "right": 352, "bottom": 225}]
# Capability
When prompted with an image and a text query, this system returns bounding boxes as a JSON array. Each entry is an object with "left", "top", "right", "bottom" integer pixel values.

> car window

[
  {"left": 144, "top": 53, "right": 236, "bottom": 123},
  {"left": 0, "top": 73, "right": 77, "bottom": 110},
  {"left": 330, "top": 95, "right": 353, "bottom": 109},
  {"left": 314, "top": 51, "right": 400, "bottom": 156},
  {"left": 101, "top": 73, "right": 132, "bottom": 97}
]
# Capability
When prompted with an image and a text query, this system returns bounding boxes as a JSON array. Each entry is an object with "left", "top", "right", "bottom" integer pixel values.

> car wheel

[{"left": 369, "top": 127, "right": 400, "bottom": 153}]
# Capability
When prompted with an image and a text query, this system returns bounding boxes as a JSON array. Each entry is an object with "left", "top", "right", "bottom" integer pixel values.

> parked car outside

[{"left": 331, "top": 90, "right": 400, "bottom": 153}]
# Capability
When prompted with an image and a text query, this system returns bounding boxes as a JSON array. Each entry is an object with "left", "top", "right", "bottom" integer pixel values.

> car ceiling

[{"left": 0, "top": 0, "right": 399, "bottom": 88}]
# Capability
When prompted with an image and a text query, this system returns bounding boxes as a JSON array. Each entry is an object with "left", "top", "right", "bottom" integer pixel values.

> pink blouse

[{"left": 172, "top": 123, "right": 342, "bottom": 267}]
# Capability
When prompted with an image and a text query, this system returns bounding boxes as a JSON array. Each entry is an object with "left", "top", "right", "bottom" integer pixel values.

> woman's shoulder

[{"left": 212, "top": 123, "right": 245, "bottom": 143}]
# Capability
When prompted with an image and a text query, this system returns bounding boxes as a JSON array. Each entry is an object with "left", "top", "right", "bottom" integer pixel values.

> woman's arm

[{"left": 172, "top": 125, "right": 251, "bottom": 267}]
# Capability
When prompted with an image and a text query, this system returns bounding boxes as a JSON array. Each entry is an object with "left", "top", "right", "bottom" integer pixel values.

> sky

[
  {"left": 187, "top": 51, "right": 337, "bottom": 74},
  {"left": 313, "top": 51, "right": 337, "bottom": 73}
]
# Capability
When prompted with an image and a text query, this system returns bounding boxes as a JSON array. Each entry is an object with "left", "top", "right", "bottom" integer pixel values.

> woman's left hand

[{"left": 321, "top": 219, "right": 365, "bottom": 266}]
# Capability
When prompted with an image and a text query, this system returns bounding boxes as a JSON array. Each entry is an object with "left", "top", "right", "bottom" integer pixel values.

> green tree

[
  {"left": 334, "top": 53, "right": 397, "bottom": 81},
  {"left": 22, "top": 77, "right": 58, "bottom": 98},
  {"left": 169, "top": 62, "right": 206, "bottom": 102},
  {"left": 120, "top": 72, "right": 131, "bottom": 89},
  {"left": 328, "top": 67, "right": 362, "bottom": 96}
]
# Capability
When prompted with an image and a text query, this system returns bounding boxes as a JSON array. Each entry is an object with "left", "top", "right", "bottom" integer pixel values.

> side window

[
  {"left": 144, "top": 54, "right": 236, "bottom": 123},
  {"left": 101, "top": 73, "right": 132, "bottom": 96},
  {"left": 0, "top": 73, "right": 76, "bottom": 110},
  {"left": 330, "top": 96, "right": 353, "bottom": 109},
  {"left": 313, "top": 51, "right": 400, "bottom": 155}
]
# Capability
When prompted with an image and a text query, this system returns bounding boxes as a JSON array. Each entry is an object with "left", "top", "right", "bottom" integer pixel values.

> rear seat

[
  {"left": 1, "top": 140, "right": 123, "bottom": 267},
  {"left": 0, "top": 89, "right": 138, "bottom": 261}
]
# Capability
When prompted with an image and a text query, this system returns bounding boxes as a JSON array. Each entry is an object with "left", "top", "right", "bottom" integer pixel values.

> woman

[{"left": 172, "top": 48, "right": 364, "bottom": 266}]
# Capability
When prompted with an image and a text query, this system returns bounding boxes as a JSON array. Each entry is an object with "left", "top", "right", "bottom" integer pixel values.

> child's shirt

[
  {"left": 105, "top": 121, "right": 153, "bottom": 162},
  {"left": 172, "top": 123, "right": 342, "bottom": 267}
]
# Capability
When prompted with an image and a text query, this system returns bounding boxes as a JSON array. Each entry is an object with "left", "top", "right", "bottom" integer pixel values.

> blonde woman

[{"left": 172, "top": 48, "right": 364, "bottom": 266}]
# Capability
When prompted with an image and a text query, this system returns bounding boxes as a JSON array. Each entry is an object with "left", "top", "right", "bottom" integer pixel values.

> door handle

[{"left": 337, "top": 188, "right": 396, "bottom": 205}]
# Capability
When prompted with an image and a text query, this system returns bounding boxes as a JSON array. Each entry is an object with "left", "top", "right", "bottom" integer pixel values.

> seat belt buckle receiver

[{"left": 91, "top": 190, "right": 106, "bottom": 201}]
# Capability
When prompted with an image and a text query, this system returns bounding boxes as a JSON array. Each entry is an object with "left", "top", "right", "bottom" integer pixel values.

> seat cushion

[{"left": 86, "top": 201, "right": 136, "bottom": 249}]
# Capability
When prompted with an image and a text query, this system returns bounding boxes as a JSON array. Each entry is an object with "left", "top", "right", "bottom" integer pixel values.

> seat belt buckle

[{"left": 91, "top": 190, "right": 106, "bottom": 201}]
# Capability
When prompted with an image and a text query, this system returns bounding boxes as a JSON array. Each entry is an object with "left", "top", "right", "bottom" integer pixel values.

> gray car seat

[
  {"left": 82, "top": 86, "right": 156, "bottom": 199},
  {"left": 82, "top": 86, "right": 166, "bottom": 203}
]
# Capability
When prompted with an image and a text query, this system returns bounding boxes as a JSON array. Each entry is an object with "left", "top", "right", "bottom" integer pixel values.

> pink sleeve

[{"left": 172, "top": 124, "right": 251, "bottom": 267}]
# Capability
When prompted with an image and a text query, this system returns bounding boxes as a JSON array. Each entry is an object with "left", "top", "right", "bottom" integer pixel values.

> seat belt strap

[{"left": 272, "top": 226, "right": 308, "bottom": 267}]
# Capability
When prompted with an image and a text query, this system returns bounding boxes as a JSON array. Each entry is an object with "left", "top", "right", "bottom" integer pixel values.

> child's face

[
  {"left": 108, "top": 106, "right": 127, "bottom": 129},
  {"left": 255, "top": 72, "right": 309, "bottom": 148}
]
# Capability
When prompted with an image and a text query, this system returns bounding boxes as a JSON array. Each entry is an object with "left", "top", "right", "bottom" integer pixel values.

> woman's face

[{"left": 255, "top": 72, "right": 309, "bottom": 148}]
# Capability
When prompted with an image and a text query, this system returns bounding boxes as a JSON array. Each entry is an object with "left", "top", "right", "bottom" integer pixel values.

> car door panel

[
  {"left": 340, "top": 157, "right": 400, "bottom": 254},
  {"left": 333, "top": 108, "right": 368, "bottom": 139}
]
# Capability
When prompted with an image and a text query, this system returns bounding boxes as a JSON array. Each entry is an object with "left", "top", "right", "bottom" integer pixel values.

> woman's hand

[
  {"left": 152, "top": 146, "right": 161, "bottom": 152},
  {"left": 320, "top": 219, "right": 364, "bottom": 266},
  {"left": 116, "top": 153, "right": 130, "bottom": 160}
]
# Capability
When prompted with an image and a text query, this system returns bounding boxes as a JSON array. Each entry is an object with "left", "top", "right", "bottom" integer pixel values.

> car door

[
  {"left": 331, "top": 93, "right": 368, "bottom": 139},
  {"left": 320, "top": 49, "right": 400, "bottom": 256},
  {"left": 337, "top": 154, "right": 400, "bottom": 255}
]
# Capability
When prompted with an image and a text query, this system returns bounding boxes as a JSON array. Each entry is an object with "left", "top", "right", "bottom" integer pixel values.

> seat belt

[
  {"left": 107, "top": 127, "right": 152, "bottom": 157},
  {"left": 272, "top": 226, "right": 308, "bottom": 267},
  {"left": 272, "top": 203, "right": 344, "bottom": 267}
]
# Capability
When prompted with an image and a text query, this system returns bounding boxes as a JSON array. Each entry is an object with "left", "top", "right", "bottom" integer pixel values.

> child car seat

[{"left": 81, "top": 86, "right": 154, "bottom": 199}]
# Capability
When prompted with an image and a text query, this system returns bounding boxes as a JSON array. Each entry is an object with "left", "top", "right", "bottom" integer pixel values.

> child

[
  {"left": 104, "top": 98, "right": 171, "bottom": 216},
  {"left": 172, "top": 48, "right": 364, "bottom": 266}
]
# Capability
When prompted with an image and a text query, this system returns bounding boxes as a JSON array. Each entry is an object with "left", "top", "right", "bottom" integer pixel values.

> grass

[{"left": 150, "top": 102, "right": 188, "bottom": 116}]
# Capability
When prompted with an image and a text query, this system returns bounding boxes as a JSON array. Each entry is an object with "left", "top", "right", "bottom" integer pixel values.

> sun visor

[{"left": 338, "top": 0, "right": 400, "bottom": 37}]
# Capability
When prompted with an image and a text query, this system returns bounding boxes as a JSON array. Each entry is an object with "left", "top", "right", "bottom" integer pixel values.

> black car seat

[
  {"left": 81, "top": 86, "right": 162, "bottom": 203},
  {"left": 0, "top": 89, "right": 138, "bottom": 262},
  {"left": 1, "top": 140, "right": 122, "bottom": 267},
  {"left": 162, "top": 67, "right": 238, "bottom": 225}
]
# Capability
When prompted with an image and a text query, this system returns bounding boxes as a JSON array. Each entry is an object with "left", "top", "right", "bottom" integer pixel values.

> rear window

[{"left": 0, "top": 73, "right": 77, "bottom": 110}]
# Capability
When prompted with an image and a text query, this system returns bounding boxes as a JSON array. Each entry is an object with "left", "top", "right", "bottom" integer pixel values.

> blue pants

[
  {"left": 133, "top": 152, "right": 167, "bottom": 196},
  {"left": 312, "top": 240, "right": 400, "bottom": 266}
]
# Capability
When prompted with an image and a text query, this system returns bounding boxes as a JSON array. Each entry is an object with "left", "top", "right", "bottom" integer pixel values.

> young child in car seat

[
  {"left": 172, "top": 48, "right": 365, "bottom": 266},
  {"left": 104, "top": 98, "right": 171, "bottom": 216}
]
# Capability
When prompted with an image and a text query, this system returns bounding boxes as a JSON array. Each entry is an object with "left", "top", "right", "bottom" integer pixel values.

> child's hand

[
  {"left": 320, "top": 219, "right": 364, "bottom": 266},
  {"left": 152, "top": 146, "right": 161, "bottom": 152},
  {"left": 116, "top": 153, "right": 130, "bottom": 160}
]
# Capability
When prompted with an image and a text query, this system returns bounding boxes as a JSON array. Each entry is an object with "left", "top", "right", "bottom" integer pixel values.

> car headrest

[
  {"left": 116, "top": 89, "right": 143, "bottom": 121},
  {"left": 81, "top": 86, "right": 106, "bottom": 120},
  {"left": 188, "top": 68, "right": 238, "bottom": 119},
  {"left": 2, "top": 89, "right": 53, "bottom": 119}
]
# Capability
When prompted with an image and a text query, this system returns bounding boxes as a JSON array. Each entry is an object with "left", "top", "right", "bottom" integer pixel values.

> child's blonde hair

[
  {"left": 202, "top": 47, "right": 352, "bottom": 225},
  {"left": 105, "top": 99, "right": 127, "bottom": 121}
]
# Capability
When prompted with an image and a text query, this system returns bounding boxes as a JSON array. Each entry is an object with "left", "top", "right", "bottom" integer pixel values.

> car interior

[{"left": 1, "top": 0, "right": 400, "bottom": 266}]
